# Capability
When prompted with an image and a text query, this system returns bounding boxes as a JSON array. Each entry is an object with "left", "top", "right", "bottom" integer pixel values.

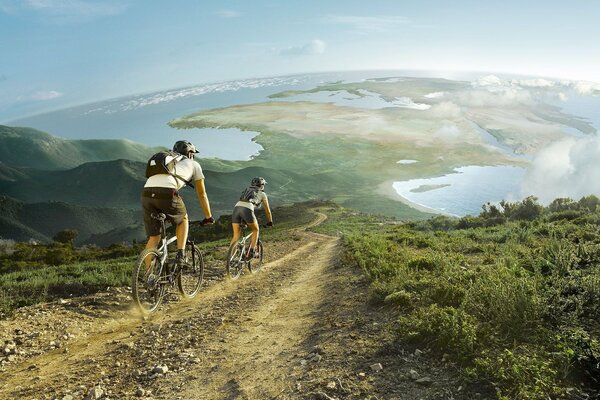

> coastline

[{"left": 376, "top": 180, "right": 448, "bottom": 216}]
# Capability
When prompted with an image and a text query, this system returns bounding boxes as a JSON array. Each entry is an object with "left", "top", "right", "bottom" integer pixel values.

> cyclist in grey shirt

[{"left": 231, "top": 177, "right": 273, "bottom": 259}]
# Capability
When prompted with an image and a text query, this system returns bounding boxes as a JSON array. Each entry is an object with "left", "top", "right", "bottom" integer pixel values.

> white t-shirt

[
  {"left": 144, "top": 157, "right": 205, "bottom": 190},
  {"left": 235, "top": 190, "right": 268, "bottom": 211}
]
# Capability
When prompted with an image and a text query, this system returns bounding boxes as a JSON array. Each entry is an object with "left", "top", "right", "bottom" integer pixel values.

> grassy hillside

[
  {"left": 0, "top": 125, "right": 162, "bottom": 170},
  {"left": 312, "top": 197, "right": 600, "bottom": 399},
  {"left": 0, "top": 195, "right": 139, "bottom": 244}
]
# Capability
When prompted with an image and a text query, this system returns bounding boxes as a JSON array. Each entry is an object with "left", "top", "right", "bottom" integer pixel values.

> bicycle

[
  {"left": 132, "top": 213, "right": 205, "bottom": 314},
  {"left": 225, "top": 223, "right": 267, "bottom": 280}
]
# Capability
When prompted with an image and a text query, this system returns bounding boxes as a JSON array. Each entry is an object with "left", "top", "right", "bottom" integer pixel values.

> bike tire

[
  {"left": 132, "top": 248, "right": 165, "bottom": 314},
  {"left": 248, "top": 239, "right": 264, "bottom": 274},
  {"left": 177, "top": 245, "right": 204, "bottom": 298},
  {"left": 226, "top": 242, "right": 245, "bottom": 280}
]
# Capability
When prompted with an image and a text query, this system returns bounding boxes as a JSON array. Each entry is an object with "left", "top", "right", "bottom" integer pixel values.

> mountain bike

[
  {"left": 226, "top": 223, "right": 267, "bottom": 280},
  {"left": 132, "top": 213, "right": 205, "bottom": 314}
]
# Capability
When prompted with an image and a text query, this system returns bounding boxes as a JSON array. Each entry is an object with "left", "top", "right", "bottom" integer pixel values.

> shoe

[{"left": 175, "top": 250, "right": 188, "bottom": 265}]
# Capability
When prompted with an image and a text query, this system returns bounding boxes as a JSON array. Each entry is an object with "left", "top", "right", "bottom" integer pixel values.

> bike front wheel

[
  {"left": 226, "top": 242, "right": 245, "bottom": 280},
  {"left": 132, "top": 248, "right": 165, "bottom": 314},
  {"left": 248, "top": 239, "right": 264, "bottom": 274},
  {"left": 177, "top": 245, "right": 204, "bottom": 298}
]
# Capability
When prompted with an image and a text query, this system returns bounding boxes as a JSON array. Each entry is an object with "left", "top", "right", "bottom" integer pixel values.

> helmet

[
  {"left": 173, "top": 140, "right": 199, "bottom": 157},
  {"left": 251, "top": 176, "right": 267, "bottom": 188}
]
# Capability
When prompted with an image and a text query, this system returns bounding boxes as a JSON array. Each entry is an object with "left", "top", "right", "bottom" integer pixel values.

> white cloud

[
  {"left": 472, "top": 75, "right": 504, "bottom": 87},
  {"left": 31, "top": 90, "right": 63, "bottom": 100},
  {"left": 214, "top": 9, "right": 240, "bottom": 18},
  {"left": 323, "top": 15, "right": 410, "bottom": 32},
  {"left": 18, "top": 0, "right": 126, "bottom": 17},
  {"left": 513, "top": 78, "right": 555, "bottom": 88},
  {"left": 569, "top": 80, "right": 600, "bottom": 95},
  {"left": 279, "top": 39, "right": 326, "bottom": 56},
  {"left": 457, "top": 87, "right": 533, "bottom": 108},
  {"left": 521, "top": 135, "right": 600, "bottom": 203},
  {"left": 427, "top": 101, "right": 462, "bottom": 119}
]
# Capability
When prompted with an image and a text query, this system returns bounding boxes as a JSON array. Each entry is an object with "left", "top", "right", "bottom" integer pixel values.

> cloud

[
  {"left": 214, "top": 9, "right": 240, "bottom": 18},
  {"left": 457, "top": 87, "right": 533, "bottom": 108},
  {"left": 1, "top": 0, "right": 127, "bottom": 18},
  {"left": 521, "top": 135, "right": 600, "bottom": 203},
  {"left": 279, "top": 39, "right": 326, "bottom": 56},
  {"left": 0, "top": 74, "right": 6, "bottom": 83},
  {"left": 513, "top": 78, "right": 555, "bottom": 88},
  {"left": 569, "top": 80, "right": 600, "bottom": 95},
  {"left": 31, "top": 90, "right": 63, "bottom": 100},
  {"left": 472, "top": 75, "right": 504, "bottom": 87},
  {"left": 323, "top": 15, "right": 410, "bottom": 32},
  {"left": 427, "top": 101, "right": 462, "bottom": 119}
]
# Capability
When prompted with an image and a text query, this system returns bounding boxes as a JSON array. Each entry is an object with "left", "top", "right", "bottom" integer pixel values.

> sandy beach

[{"left": 376, "top": 180, "right": 447, "bottom": 216}]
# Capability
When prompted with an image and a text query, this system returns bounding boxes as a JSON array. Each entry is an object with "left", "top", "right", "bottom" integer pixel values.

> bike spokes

[
  {"left": 132, "top": 249, "right": 165, "bottom": 314},
  {"left": 178, "top": 246, "right": 204, "bottom": 298},
  {"left": 226, "top": 243, "right": 245, "bottom": 280},
  {"left": 248, "top": 240, "right": 264, "bottom": 274}
]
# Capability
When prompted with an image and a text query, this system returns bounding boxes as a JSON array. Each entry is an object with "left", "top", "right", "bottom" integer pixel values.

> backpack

[
  {"left": 239, "top": 186, "right": 260, "bottom": 204},
  {"left": 145, "top": 150, "right": 192, "bottom": 187}
]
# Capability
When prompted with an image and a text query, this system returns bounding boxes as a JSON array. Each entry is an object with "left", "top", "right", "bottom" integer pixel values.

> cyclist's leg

[
  {"left": 175, "top": 214, "right": 189, "bottom": 251},
  {"left": 230, "top": 223, "right": 241, "bottom": 247},
  {"left": 142, "top": 196, "right": 162, "bottom": 268},
  {"left": 246, "top": 222, "right": 259, "bottom": 253}
]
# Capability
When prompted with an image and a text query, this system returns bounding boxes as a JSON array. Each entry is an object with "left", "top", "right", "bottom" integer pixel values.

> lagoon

[{"left": 393, "top": 165, "right": 526, "bottom": 216}]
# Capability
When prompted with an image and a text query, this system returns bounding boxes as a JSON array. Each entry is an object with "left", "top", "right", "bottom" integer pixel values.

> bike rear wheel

[
  {"left": 248, "top": 239, "right": 264, "bottom": 274},
  {"left": 177, "top": 245, "right": 204, "bottom": 298},
  {"left": 132, "top": 248, "right": 165, "bottom": 314},
  {"left": 226, "top": 242, "right": 245, "bottom": 280}
]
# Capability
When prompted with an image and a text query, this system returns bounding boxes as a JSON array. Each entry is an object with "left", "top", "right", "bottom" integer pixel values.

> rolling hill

[{"left": 0, "top": 125, "right": 162, "bottom": 170}]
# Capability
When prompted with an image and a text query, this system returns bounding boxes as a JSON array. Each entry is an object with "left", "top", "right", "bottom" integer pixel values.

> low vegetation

[
  {"left": 2, "top": 196, "right": 598, "bottom": 398},
  {"left": 313, "top": 196, "right": 599, "bottom": 399},
  {"left": 0, "top": 201, "right": 325, "bottom": 319}
]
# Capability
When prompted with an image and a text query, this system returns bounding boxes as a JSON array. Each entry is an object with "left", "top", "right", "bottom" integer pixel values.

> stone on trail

[
  {"left": 409, "top": 369, "right": 420, "bottom": 380},
  {"left": 152, "top": 365, "right": 169, "bottom": 374},
  {"left": 416, "top": 377, "right": 433, "bottom": 385},
  {"left": 370, "top": 363, "right": 383, "bottom": 372},
  {"left": 84, "top": 386, "right": 104, "bottom": 400}
]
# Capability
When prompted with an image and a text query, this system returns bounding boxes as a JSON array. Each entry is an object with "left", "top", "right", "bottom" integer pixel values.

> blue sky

[{"left": 1, "top": 0, "right": 599, "bottom": 120}]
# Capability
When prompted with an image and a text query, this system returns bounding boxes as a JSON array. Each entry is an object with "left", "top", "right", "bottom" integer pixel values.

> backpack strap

[{"left": 171, "top": 157, "right": 194, "bottom": 189}]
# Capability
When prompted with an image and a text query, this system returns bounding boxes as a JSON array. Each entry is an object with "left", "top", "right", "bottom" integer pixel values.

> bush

[
  {"left": 462, "top": 265, "right": 544, "bottom": 338},
  {"left": 473, "top": 347, "right": 566, "bottom": 400},
  {"left": 398, "top": 304, "right": 478, "bottom": 361},
  {"left": 45, "top": 246, "right": 76, "bottom": 266}
]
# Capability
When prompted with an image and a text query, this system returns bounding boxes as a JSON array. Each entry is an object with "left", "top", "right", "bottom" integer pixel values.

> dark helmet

[
  {"left": 173, "top": 140, "right": 199, "bottom": 157},
  {"left": 251, "top": 176, "right": 267, "bottom": 188}
]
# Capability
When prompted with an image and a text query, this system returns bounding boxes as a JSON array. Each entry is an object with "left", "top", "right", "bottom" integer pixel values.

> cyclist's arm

[
  {"left": 195, "top": 179, "right": 212, "bottom": 219},
  {"left": 263, "top": 196, "right": 273, "bottom": 223}
]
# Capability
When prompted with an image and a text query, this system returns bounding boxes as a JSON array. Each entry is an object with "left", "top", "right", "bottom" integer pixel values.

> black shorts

[
  {"left": 141, "top": 188, "right": 187, "bottom": 236},
  {"left": 232, "top": 205, "right": 257, "bottom": 225}
]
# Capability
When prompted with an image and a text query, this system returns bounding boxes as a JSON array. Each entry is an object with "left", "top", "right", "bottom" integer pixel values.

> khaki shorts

[{"left": 141, "top": 188, "right": 187, "bottom": 236}]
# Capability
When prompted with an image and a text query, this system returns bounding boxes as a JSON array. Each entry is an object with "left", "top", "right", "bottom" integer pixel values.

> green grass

[
  {"left": 0, "top": 257, "right": 134, "bottom": 318},
  {"left": 330, "top": 197, "right": 600, "bottom": 399}
]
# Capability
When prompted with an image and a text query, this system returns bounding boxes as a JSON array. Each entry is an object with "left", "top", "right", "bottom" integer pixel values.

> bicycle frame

[{"left": 156, "top": 235, "right": 177, "bottom": 266}]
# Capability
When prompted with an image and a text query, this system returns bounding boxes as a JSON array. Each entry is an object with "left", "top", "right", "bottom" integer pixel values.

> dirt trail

[{"left": 0, "top": 211, "right": 464, "bottom": 400}]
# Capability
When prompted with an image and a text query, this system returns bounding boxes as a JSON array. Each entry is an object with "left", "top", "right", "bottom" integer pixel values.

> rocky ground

[{"left": 0, "top": 213, "right": 477, "bottom": 400}]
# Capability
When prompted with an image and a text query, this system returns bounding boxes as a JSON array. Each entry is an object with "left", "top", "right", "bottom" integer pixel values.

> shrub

[
  {"left": 462, "top": 265, "right": 544, "bottom": 338},
  {"left": 473, "top": 347, "right": 565, "bottom": 400},
  {"left": 45, "top": 246, "right": 76, "bottom": 266},
  {"left": 398, "top": 304, "right": 478, "bottom": 361}
]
